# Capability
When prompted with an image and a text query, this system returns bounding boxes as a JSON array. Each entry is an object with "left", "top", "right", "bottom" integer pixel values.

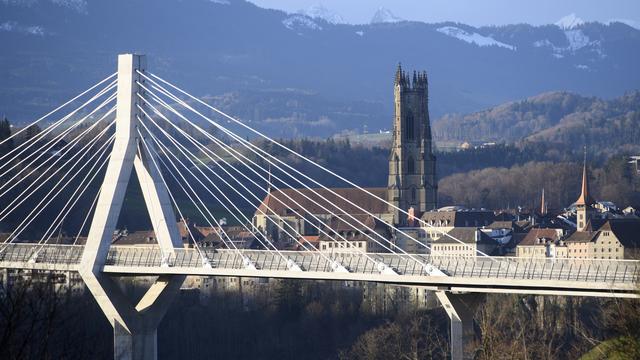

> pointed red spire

[{"left": 575, "top": 147, "right": 595, "bottom": 206}]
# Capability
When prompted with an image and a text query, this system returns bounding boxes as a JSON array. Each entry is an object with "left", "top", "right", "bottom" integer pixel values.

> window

[
  {"left": 411, "top": 188, "right": 416, "bottom": 201},
  {"left": 405, "top": 112, "right": 414, "bottom": 140},
  {"left": 407, "top": 156, "right": 415, "bottom": 174}
]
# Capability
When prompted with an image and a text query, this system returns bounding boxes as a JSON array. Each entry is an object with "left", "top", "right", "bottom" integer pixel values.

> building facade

[
  {"left": 566, "top": 219, "right": 640, "bottom": 260},
  {"left": 516, "top": 228, "right": 566, "bottom": 258},
  {"left": 431, "top": 227, "right": 498, "bottom": 257}
]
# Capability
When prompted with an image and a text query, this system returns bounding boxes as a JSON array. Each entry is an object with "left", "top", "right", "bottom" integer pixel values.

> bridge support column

[
  {"left": 435, "top": 291, "right": 484, "bottom": 360},
  {"left": 78, "top": 54, "right": 187, "bottom": 360},
  {"left": 114, "top": 322, "right": 157, "bottom": 360}
]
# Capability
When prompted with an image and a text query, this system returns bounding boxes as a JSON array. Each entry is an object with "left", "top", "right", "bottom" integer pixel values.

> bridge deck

[{"left": 1, "top": 244, "right": 638, "bottom": 297}]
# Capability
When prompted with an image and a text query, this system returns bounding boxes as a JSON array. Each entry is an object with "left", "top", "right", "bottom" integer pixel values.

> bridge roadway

[{"left": 1, "top": 243, "right": 638, "bottom": 298}]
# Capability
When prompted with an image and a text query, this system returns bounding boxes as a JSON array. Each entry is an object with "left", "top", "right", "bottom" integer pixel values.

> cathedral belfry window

[
  {"left": 405, "top": 112, "right": 414, "bottom": 140},
  {"left": 407, "top": 156, "right": 415, "bottom": 174},
  {"left": 411, "top": 188, "right": 416, "bottom": 201}
]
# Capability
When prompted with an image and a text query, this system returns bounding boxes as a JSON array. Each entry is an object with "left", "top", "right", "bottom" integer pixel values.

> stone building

[
  {"left": 565, "top": 219, "right": 640, "bottom": 259},
  {"left": 516, "top": 228, "right": 566, "bottom": 258},
  {"left": 431, "top": 227, "right": 498, "bottom": 257},
  {"left": 419, "top": 209, "right": 495, "bottom": 241}
]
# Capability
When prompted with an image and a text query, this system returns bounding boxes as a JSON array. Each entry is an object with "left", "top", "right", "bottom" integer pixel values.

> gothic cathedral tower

[{"left": 388, "top": 64, "right": 437, "bottom": 225}]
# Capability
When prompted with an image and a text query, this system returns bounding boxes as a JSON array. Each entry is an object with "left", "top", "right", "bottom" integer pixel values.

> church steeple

[
  {"left": 575, "top": 149, "right": 595, "bottom": 206},
  {"left": 575, "top": 147, "right": 595, "bottom": 231}
]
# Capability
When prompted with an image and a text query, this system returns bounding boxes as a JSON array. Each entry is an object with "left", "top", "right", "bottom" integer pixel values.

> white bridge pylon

[{"left": 78, "top": 54, "right": 185, "bottom": 360}]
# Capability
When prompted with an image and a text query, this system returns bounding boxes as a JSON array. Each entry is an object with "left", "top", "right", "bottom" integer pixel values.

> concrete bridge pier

[
  {"left": 436, "top": 291, "right": 484, "bottom": 360},
  {"left": 114, "top": 322, "right": 157, "bottom": 360}
]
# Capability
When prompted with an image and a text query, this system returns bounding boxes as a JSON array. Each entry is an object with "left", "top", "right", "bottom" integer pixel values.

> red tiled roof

[{"left": 256, "top": 187, "right": 389, "bottom": 217}]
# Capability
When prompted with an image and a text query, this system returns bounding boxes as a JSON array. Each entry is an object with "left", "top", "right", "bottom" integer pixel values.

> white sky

[{"left": 248, "top": 0, "right": 640, "bottom": 27}]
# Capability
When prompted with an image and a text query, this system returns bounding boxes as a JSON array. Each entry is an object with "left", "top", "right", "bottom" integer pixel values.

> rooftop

[{"left": 256, "top": 187, "right": 389, "bottom": 217}]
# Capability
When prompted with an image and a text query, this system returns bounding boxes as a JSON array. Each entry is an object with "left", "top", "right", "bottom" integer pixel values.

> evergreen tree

[{"left": 0, "top": 116, "right": 13, "bottom": 157}]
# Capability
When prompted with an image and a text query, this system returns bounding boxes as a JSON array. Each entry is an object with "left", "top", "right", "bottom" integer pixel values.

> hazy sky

[{"left": 248, "top": 0, "right": 640, "bottom": 27}]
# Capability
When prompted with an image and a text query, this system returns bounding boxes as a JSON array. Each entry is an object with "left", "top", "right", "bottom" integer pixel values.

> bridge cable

[
  {"left": 136, "top": 123, "right": 233, "bottom": 251},
  {"left": 143, "top": 80, "right": 441, "bottom": 260},
  {"left": 140, "top": 85, "right": 433, "bottom": 267},
  {"left": 0, "top": 80, "right": 117, "bottom": 173},
  {"left": 73, "top": 187, "right": 102, "bottom": 246},
  {"left": 137, "top": 130, "right": 223, "bottom": 266},
  {"left": 0, "top": 124, "right": 116, "bottom": 245},
  {"left": 38, "top": 136, "right": 114, "bottom": 246},
  {"left": 136, "top": 91, "right": 392, "bottom": 261},
  {"left": 138, "top": 116, "right": 265, "bottom": 253},
  {"left": 0, "top": 73, "right": 116, "bottom": 158},
  {"left": 138, "top": 123, "right": 285, "bottom": 265},
  {"left": 138, "top": 99, "right": 384, "bottom": 268},
  {"left": 139, "top": 112, "right": 339, "bottom": 268},
  {"left": 138, "top": 89, "right": 411, "bottom": 271},
  {"left": 138, "top": 82, "right": 424, "bottom": 257},
  {"left": 0, "top": 108, "right": 117, "bottom": 219},
  {"left": 138, "top": 106, "right": 324, "bottom": 255},
  {"left": 143, "top": 72, "right": 490, "bottom": 258},
  {"left": 0, "top": 90, "right": 117, "bottom": 195}
]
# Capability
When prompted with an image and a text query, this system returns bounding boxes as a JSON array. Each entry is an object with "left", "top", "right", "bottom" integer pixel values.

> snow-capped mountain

[
  {"left": 282, "top": 14, "right": 322, "bottom": 31},
  {"left": 0, "top": 0, "right": 638, "bottom": 138},
  {"left": 299, "top": 4, "right": 344, "bottom": 25},
  {"left": 370, "top": 7, "right": 403, "bottom": 24},
  {"left": 555, "top": 13, "right": 585, "bottom": 29},
  {"left": 437, "top": 26, "right": 515, "bottom": 50}
]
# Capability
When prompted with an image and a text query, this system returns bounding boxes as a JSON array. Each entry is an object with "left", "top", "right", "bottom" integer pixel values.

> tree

[{"left": 0, "top": 116, "right": 13, "bottom": 157}]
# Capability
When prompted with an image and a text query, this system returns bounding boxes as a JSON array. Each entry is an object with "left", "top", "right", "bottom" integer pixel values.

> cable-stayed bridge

[{"left": 0, "top": 54, "right": 637, "bottom": 360}]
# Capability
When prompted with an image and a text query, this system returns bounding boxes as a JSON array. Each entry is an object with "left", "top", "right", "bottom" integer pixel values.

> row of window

[
  {"left": 569, "top": 247, "right": 619, "bottom": 253},
  {"left": 434, "top": 245, "right": 473, "bottom": 252},
  {"left": 321, "top": 242, "right": 365, "bottom": 250}
]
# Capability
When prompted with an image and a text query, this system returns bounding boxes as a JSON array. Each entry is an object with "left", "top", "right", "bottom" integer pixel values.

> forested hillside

[{"left": 433, "top": 91, "right": 640, "bottom": 156}]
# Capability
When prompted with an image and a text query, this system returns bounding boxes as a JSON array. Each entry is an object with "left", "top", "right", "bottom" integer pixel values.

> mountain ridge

[{"left": 1, "top": 0, "right": 639, "bottom": 140}]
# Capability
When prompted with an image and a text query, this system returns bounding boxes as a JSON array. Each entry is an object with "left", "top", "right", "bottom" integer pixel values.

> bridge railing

[
  {"left": 1, "top": 244, "right": 638, "bottom": 285},
  {"left": 0, "top": 244, "right": 84, "bottom": 265},
  {"left": 427, "top": 255, "right": 640, "bottom": 284},
  {"left": 104, "top": 247, "right": 640, "bottom": 284}
]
